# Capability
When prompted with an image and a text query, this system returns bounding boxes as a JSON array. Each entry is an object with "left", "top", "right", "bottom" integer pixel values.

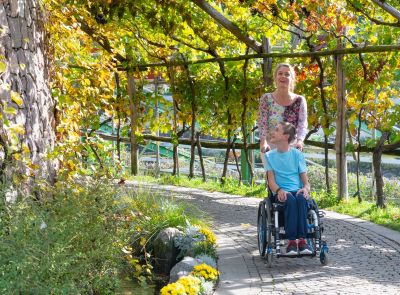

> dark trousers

[{"left": 279, "top": 191, "right": 308, "bottom": 241}]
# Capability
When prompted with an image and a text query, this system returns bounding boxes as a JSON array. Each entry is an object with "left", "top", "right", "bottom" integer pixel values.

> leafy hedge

[{"left": 0, "top": 180, "right": 123, "bottom": 294}]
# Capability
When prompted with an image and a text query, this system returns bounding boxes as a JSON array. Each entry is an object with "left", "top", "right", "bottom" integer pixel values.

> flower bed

[{"left": 160, "top": 224, "right": 219, "bottom": 295}]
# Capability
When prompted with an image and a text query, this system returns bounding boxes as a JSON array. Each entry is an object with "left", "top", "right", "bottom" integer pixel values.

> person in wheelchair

[{"left": 265, "top": 121, "right": 313, "bottom": 256}]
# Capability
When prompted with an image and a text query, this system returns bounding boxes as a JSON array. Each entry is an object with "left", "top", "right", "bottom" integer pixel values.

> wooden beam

[
  {"left": 96, "top": 133, "right": 400, "bottom": 156},
  {"left": 122, "top": 44, "right": 400, "bottom": 70}
]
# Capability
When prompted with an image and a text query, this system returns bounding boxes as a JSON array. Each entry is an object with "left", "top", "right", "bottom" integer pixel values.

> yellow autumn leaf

[
  {"left": 13, "top": 153, "right": 22, "bottom": 161},
  {"left": 5, "top": 107, "right": 17, "bottom": 115},
  {"left": 11, "top": 124, "right": 25, "bottom": 135},
  {"left": 22, "top": 144, "right": 30, "bottom": 153},
  {"left": 11, "top": 91, "right": 23, "bottom": 106},
  {"left": 0, "top": 61, "right": 6, "bottom": 73},
  {"left": 139, "top": 237, "right": 146, "bottom": 246}
]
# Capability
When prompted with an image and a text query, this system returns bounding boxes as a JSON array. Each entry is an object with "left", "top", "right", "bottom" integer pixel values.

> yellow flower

[
  {"left": 191, "top": 263, "right": 219, "bottom": 282},
  {"left": 160, "top": 281, "right": 186, "bottom": 295},
  {"left": 199, "top": 227, "right": 217, "bottom": 245},
  {"left": 176, "top": 275, "right": 201, "bottom": 295}
]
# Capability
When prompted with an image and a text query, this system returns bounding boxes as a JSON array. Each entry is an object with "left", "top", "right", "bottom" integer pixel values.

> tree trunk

[
  {"left": 240, "top": 48, "right": 254, "bottom": 183},
  {"left": 183, "top": 62, "right": 196, "bottom": 179},
  {"left": 196, "top": 132, "right": 206, "bottom": 182},
  {"left": 374, "top": 132, "right": 389, "bottom": 208},
  {"left": 218, "top": 61, "right": 231, "bottom": 184},
  {"left": 0, "top": 0, "right": 56, "bottom": 183},
  {"left": 262, "top": 37, "right": 273, "bottom": 86},
  {"left": 127, "top": 71, "right": 138, "bottom": 175},
  {"left": 315, "top": 57, "right": 331, "bottom": 193},
  {"left": 335, "top": 39, "right": 348, "bottom": 201},
  {"left": 232, "top": 136, "right": 241, "bottom": 183},
  {"left": 221, "top": 125, "right": 231, "bottom": 183},
  {"left": 166, "top": 65, "right": 180, "bottom": 176},
  {"left": 114, "top": 72, "right": 122, "bottom": 162}
]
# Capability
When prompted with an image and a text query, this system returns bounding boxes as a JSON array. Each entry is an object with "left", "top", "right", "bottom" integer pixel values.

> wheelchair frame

[{"left": 257, "top": 191, "right": 329, "bottom": 267}]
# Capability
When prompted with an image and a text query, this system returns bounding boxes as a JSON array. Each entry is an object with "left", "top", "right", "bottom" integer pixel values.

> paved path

[{"left": 126, "top": 182, "right": 400, "bottom": 295}]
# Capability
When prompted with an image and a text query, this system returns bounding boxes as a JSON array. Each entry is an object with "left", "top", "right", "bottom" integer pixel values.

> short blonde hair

[{"left": 273, "top": 63, "right": 296, "bottom": 92}]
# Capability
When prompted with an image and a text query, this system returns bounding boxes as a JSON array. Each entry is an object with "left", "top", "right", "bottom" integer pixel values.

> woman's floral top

[{"left": 258, "top": 93, "right": 308, "bottom": 143}]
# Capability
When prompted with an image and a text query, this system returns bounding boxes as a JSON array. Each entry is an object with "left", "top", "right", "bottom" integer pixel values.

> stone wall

[{"left": 0, "top": 0, "right": 55, "bottom": 182}]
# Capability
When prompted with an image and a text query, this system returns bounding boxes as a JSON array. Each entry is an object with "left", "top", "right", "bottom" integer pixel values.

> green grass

[
  {"left": 327, "top": 198, "right": 400, "bottom": 232},
  {"left": 131, "top": 174, "right": 400, "bottom": 232},
  {"left": 0, "top": 179, "right": 205, "bottom": 293},
  {"left": 131, "top": 174, "right": 267, "bottom": 198}
]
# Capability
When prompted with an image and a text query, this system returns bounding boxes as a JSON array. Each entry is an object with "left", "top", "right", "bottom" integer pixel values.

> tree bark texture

[{"left": 0, "top": 0, "right": 55, "bottom": 182}]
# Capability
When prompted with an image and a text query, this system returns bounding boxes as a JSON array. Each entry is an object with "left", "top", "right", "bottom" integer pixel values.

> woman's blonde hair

[{"left": 273, "top": 63, "right": 296, "bottom": 92}]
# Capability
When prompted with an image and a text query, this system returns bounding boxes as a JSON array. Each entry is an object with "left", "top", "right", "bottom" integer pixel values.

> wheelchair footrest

[{"left": 277, "top": 252, "right": 316, "bottom": 258}]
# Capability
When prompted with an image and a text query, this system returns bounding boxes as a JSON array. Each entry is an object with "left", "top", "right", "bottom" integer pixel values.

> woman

[{"left": 258, "top": 62, "right": 308, "bottom": 155}]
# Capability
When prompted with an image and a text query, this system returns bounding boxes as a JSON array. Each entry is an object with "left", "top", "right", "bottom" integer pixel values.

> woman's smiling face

[{"left": 275, "top": 66, "right": 293, "bottom": 89}]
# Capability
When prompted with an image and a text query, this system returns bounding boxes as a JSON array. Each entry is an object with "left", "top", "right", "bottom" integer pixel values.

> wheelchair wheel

[
  {"left": 257, "top": 201, "right": 267, "bottom": 257},
  {"left": 320, "top": 252, "right": 329, "bottom": 265},
  {"left": 257, "top": 199, "right": 273, "bottom": 259}
]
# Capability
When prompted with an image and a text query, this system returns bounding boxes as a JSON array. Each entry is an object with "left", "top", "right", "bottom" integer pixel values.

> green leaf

[
  {"left": 5, "top": 107, "right": 17, "bottom": 115},
  {"left": 365, "top": 139, "right": 376, "bottom": 149}
]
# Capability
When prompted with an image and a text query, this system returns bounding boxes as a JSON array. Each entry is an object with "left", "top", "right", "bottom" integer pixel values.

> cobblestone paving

[{"left": 128, "top": 183, "right": 400, "bottom": 295}]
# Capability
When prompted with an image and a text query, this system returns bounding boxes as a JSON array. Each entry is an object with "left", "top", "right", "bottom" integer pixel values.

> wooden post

[
  {"left": 335, "top": 39, "right": 348, "bottom": 201},
  {"left": 262, "top": 37, "right": 273, "bottom": 87},
  {"left": 154, "top": 75, "right": 160, "bottom": 177},
  {"left": 127, "top": 71, "right": 139, "bottom": 175}
]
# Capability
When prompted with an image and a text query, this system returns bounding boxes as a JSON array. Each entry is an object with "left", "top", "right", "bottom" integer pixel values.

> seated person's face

[{"left": 270, "top": 124, "right": 287, "bottom": 144}]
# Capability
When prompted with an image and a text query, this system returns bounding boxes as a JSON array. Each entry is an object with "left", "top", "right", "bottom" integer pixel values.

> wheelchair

[{"left": 257, "top": 189, "right": 329, "bottom": 267}]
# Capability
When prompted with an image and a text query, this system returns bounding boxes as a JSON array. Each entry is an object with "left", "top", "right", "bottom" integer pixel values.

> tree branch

[
  {"left": 370, "top": 0, "right": 400, "bottom": 22},
  {"left": 77, "top": 18, "right": 127, "bottom": 63},
  {"left": 347, "top": 0, "right": 400, "bottom": 27},
  {"left": 190, "top": 0, "right": 262, "bottom": 52}
]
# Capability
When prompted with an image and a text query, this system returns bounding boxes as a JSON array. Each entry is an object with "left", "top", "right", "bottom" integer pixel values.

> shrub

[
  {"left": 115, "top": 187, "right": 201, "bottom": 284},
  {"left": 0, "top": 180, "right": 124, "bottom": 294},
  {"left": 174, "top": 223, "right": 206, "bottom": 258}
]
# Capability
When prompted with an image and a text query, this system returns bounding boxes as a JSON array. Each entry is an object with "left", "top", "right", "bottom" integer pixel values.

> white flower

[
  {"left": 5, "top": 190, "right": 17, "bottom": 203},
  {"left": 40, "top": 221, "right": 47, "bottom": 230}
]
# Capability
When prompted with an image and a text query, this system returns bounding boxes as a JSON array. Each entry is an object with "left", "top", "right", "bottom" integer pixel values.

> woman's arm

[
  {"left": 295, "top": 96, "right": 308, "bottom": 150},
  {"left": 258, "top": 94, "right": 270, "bottom": 153}
]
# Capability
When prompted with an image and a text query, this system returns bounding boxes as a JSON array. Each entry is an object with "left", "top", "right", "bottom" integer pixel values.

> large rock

[
  {"left": 153, "top": 227, "right": 182, "bottom": 275},
  {"left": 169, "top": 256, "right": 202, "bottom": 283}
]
